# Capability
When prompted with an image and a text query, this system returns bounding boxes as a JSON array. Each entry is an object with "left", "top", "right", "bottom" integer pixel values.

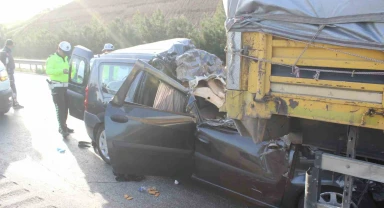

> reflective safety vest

[
  {"left": 46, "top": 53, "right": 70, "bottom": 83},
  {"left": 102, "top": 65, "right": 119, "bottom": 81}
]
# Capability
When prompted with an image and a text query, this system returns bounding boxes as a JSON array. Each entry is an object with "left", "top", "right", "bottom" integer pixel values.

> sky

[{"left": 0, "top": 0, "right": 73, "bottom": 24}]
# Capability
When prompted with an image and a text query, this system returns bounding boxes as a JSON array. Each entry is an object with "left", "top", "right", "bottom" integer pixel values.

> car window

[
  {"left": 100, "top": 63, "right": 134, "bottom": 95},
  {"left": 125, "top": 71, "right": 143, "bottom": 103},
  {"left": 134, "top": 72, "right": 187, "bottom": 113},
  {"left": 70, "top": 56, "right": 87, "bottom": 84}
]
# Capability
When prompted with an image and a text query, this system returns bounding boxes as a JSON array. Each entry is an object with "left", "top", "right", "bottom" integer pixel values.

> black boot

[
  {"left": 59, "top": 129, "right": 70, "bottom": 138},
  {"left": 13, "top": 101, "right": 24, "bottom": 109},
  {"left": 66, "top": 127, "right": 74, "bottom": 133}
]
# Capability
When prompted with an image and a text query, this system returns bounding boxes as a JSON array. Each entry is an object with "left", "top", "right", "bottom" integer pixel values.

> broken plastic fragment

[
  {"left": 56, "top": 148, "right": 66, "bottom": 154},
  {"left": 146, "top": 187, "right": 160, "bottom": 196},
  {"left": 138, "top": 186, "right": 146, "bottom": 192},
  {"left": 148, "top": 190, "right": 157, "bottom": 195},
  {"left": 124, "top": 194, "right": 133, "bottom": 200}
]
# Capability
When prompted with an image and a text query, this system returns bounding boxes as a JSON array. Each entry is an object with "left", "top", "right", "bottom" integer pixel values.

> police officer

[
  {"left": 100, "top": 43, "right": 118, "bottom": 83},
  {"left": 46, "top": 41, "right": 73, "bottom": 137},
  {"left": 0, "top": 39, "right": 24, "bottom": 109}
]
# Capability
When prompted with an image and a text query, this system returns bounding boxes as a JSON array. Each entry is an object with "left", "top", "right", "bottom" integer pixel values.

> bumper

[{"left": 0, "top": 88, "right": 12, "bottom": 112}]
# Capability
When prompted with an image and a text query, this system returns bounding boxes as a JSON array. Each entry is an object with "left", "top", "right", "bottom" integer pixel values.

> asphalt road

[{"left": 0, "top": 73, "right": 246, "bottom": 208}]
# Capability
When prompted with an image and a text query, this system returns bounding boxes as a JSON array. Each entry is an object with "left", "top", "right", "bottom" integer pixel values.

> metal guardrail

[{"left": 14, "top": 59, "right": 46, "bottom": 71}]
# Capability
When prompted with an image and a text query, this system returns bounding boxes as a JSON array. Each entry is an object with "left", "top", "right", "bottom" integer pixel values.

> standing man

[
  {"left": 0, "top": 39, "right": 24, "bottom": 109},
  {"left": 100, "top": 43, "right": 118, "bottom": 82},
  {"left": 46, "top": 41, "right": 73, "bottom": 138}
]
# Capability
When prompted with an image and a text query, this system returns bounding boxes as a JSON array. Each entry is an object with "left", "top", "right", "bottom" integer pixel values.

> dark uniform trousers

[{"left": 51, "top": 87, "right": 68, "bottom": 132}]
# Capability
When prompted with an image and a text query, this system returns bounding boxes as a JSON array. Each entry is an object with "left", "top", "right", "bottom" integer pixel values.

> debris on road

[
  {"left": 138, "top": 186, "right": 146, "bottom": 192},
  {"left": 174, "top": 180, "right": 179, "bottom": 185},
  {"left": 138, "top": 186, "right": 160, "bottom": 197},
  {"left": 124, "top": 194, "right": 133, "bottom": 200},
  {"left": 56, "top": 148, "right": 66, "bottom": 154},
  {"left": 148, "top": 187, "right": 159, "bottom": 196}
]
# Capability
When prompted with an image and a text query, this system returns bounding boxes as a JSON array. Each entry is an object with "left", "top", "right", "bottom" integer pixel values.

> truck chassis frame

[{"left": 304, "top": 126, "right": 384, "bottom": 208}]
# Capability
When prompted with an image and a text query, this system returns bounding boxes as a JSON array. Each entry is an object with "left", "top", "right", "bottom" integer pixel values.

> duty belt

[{"left": 46, "top": 79, "right": 68, "bottom": 89}]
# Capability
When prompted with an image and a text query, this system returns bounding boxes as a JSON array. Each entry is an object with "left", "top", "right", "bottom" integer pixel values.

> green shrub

[{"left": 6, "top": 3, "right": 227, "bottom": 62}]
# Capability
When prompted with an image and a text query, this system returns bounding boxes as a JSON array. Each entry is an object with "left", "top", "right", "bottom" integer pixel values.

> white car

[{"left": 0, "top": 62, "right": 12, "bottom": 115}]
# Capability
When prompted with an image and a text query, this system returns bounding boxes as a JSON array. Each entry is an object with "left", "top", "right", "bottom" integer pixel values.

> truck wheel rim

[
  {"left": 99, "top": 130, "right": 110, "bottom": 160},
  {"left": 319, "top": 192, "right": 357, "bottom": 208}
]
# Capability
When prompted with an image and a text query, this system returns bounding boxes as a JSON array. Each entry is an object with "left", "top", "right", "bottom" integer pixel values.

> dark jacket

[{"left": 0, "top": 47, "right": 15, "bottom": 74}]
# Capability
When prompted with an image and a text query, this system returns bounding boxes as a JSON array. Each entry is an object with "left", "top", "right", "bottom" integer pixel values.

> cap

[
  {"left": 102, "top": 43, "right": 114, "bottom": 52},
  {"left": 58, "top": 41, "right": 72, "bottom": 52}
]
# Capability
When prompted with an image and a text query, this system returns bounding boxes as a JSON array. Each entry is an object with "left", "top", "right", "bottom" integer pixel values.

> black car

[
  {"left": 103, "top": 60, "right": 365, "bottom": 208},
  {"left": 67, "top": 39, "right": 194, "bottom": 163}
]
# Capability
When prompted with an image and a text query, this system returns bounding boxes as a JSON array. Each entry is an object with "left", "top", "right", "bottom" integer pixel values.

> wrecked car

[
  {"left": 66, "top": 39, "right": 195, "bottom": 164},
  {"left": 104, "top": 60, "right": 320, "bottom": 208}
]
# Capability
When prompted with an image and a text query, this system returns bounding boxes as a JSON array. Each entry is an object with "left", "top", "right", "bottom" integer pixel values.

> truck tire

[{"left": 297, "top": 186, "right": 377, "bottom": 208}]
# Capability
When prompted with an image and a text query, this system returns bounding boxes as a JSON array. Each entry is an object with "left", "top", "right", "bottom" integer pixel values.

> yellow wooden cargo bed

[{"left": 226, "top": 32, "right": 384, "bottom": 133}]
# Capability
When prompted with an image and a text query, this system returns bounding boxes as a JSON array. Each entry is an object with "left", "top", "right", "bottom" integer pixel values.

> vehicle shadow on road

[
  {"left": 62, "top": 133, "right": 247, "bottom": 208},
  {"left": 0, "top": 112, "right": 43, "bottom": 178}
]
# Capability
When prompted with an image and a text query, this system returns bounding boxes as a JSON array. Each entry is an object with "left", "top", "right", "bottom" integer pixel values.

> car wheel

[
  {"left": 96, "top": 126, "right": 111, "bottom": 164},
  {"left": 0, "top": 107, "right": 10, "bottom": 115},
  {"left": 297, "top": 186, "right": 376, "bottom": 208}
]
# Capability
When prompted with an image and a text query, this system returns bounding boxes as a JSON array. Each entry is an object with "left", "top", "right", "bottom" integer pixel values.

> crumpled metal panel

[
  {"left": 176, "top": 49, "right": 227, "bottom": 82},
  {"left": 226, "top": 32, "right": 242, "bottom": 90},
  {"left": 189, "top": 75, "right": 226, "bottom": 108},
  {"left": 202, "top": 118, "right": 237, "bottom": 130},
  {"left": 223, "top": 0, "right": 384, "bottom": 50}
]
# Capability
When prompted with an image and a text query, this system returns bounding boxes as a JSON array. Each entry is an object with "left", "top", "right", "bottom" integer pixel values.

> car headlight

[{"left": 0, "top": 70, "right": 8, "bottom": 81}]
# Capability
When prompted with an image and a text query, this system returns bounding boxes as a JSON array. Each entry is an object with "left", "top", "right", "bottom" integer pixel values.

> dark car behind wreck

[{"left": 103, "top": 60, "right": 381, "bottom": 208}]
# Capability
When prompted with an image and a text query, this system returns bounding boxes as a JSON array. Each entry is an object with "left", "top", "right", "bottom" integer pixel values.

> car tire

[
  {"left": 297, "top": 186, "right": 376, "bottom": 208},
  {"left": 96, "top": 126, "right": 111, "bottom": 164}
]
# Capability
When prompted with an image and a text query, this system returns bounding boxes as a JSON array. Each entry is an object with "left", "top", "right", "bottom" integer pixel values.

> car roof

[{"left": 101, "top": 38, "right": 193, "bottom": 60}]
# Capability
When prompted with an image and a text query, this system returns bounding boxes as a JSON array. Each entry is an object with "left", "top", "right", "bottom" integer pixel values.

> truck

[{"left": 223, "top": 0, "right": 384, "bottom": 207}]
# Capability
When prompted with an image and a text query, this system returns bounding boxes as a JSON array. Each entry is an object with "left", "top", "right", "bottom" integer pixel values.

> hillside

[{"left": 18, "top": 0, "right": 221, "bottom": 30}]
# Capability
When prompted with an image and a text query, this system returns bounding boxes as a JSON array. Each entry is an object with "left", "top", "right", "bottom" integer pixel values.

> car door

[
  {"left": 67, "top": 46, "right": 93, "bottom": 120},
  {"left": 105, "top": 60, "right": 196, "bottom": 177},
  {"left": 194, "top": 125, "right": 290, "bottom": 207}
]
